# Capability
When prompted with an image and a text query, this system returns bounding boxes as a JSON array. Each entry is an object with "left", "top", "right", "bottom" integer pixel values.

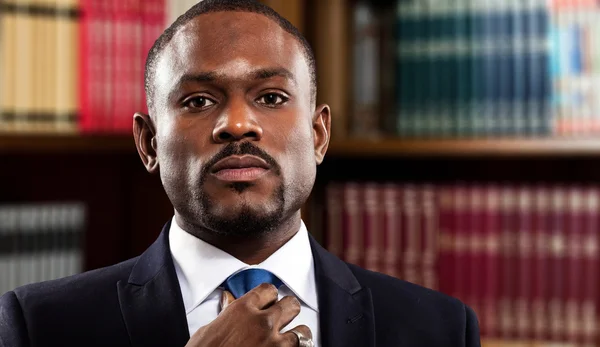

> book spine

[
  {"left": 363, "top": 183, "right": 382, "bottom": 272},
  {"left": 401, "top": 183, "right": 420, "bottom": 284},
  {"left": 482, "top": 185, "right": 500, "bottom": 339},
  {"left": 325, "top": 183, "right": 344, "bottom": 261},
  {"left": 382, "top": 183, "right": 400, "bottom": 277},
  {"left": 532, "top": 185, "right": 549, "bottom": 342},
  {"left": 437, "top": 184, "right": 456, "bottom": 297},
  {"left": 421, "top": 183, "right": 437, "bottom": 290},
  {"left": 342, "top": 182, "right": 363, "bottom": 267}
]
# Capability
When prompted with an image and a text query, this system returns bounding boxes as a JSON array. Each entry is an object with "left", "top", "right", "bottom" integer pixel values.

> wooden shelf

[
  {"left": 0, "top": 133, "right": 136, "bottom": 154},
  {"left": 3, "top": 134, "right": 600, "bottom": 157},
  {"left": 327, "top": 137, "right": 600, "bottom": 157}
]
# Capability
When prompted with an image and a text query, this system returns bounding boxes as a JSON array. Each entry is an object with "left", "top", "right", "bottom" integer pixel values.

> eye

[
  {"left": 256, "top": 93, "right": 288, "bottom": 107},
  {"left": 183, "top": 96, "right": 216, "bottom": 110}
]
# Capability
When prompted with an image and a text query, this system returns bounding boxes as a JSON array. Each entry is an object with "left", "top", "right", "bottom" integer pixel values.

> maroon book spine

[
  {"left": 382, "top": 183, "right": 400, "bottom": 278},
  {"left": 437, "top": 184, "right": 456, "bottom": 298},
  {"left": 467, "top": 185, "right": 483, "bottom": 321},
  {"left": 532, "top": 185, "right": 550, "bottom": 342},
  {"left": 580, "top": 187, "right": 599, "bottom": 346},
  {"left": 401, "top": 184, "right": 420, "bottom": 284},
  {"left": 481, "top": 184, "right": 500, "bottom": 339},
  {"left": 325, "top": 183, "right": 344, "bottom": 260},
  {"left": 363, "top": 183, "right": 382, "bottom": 273},
  {"left": 515, "top": 186, "right": 533, "bottom": 341},
  {"left": 548, "top": 186, "right": 566, "bottom": 343},
  {"left": 342, "top": 182, "right": 362, "bottom": 267},
  {"left": 421, "top": 183, "right": 437, "bottom": 290},
  {"left": 499, "top": 185, "right": 517, "bottom": 340},
  {"left": 454, "top": 184, "right": 469, "bottom": 305}
]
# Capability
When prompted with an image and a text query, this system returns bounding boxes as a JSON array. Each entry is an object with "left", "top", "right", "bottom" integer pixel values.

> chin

[{"left": 200, "top": 185, "right": 286, "bottom": 238}]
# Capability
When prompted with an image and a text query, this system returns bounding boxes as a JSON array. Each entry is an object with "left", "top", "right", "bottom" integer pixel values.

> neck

[{"left": 175, "top": 211, "right": 302, "bottom": 264}]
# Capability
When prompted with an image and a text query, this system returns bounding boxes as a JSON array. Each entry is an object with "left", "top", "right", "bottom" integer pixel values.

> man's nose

[{"left": 212, "top": 99, "right": 263, "bottom": 143}]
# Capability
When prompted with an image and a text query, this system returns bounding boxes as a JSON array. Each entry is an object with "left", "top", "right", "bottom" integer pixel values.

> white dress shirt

[{"left": 168, "top": 217, "right": 320, "bottom": 346}]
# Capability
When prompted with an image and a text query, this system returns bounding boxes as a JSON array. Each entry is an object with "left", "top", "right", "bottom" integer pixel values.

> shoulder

[
  {"left": 2, "top": 256, "right": 138, "bottom": 317},
  {"left": 348, "top": 263, "right": 464, "bottom": 311},
  {"left": 347, "top": 263, "right": 479, "bottom": 345},
  {"left": 0, "top": 257, "right": 139, "bottom": 345}
]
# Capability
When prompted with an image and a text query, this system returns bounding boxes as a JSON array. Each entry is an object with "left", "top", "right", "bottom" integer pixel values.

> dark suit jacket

[{"left": 0, "top": 221, "right": 481, "bottom": 347}]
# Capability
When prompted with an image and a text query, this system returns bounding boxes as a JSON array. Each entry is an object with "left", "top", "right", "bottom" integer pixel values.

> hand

[{"left": 185, "top": 283, "right": 313, "bottom": 346}]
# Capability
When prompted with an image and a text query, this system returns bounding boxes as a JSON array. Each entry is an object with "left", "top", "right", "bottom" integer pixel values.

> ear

[
  {"left": 133, "top": 112, "right": 159, "bottom": 174},
  {"left": 312, "top": 104, "right": 331, "bottom": 165}
]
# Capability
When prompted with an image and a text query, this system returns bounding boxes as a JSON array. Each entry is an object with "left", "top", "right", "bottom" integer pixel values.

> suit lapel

[
  {"left": 309, "top": 236, "right": 375, "bottom": 347},
  {"left": 117, "top": 221, "right": 190, "bottom": 347}
]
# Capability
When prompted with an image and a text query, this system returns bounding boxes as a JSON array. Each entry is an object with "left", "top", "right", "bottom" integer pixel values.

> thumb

[{"left": 220, "top": 290, "right": 235, "bottom": 312}]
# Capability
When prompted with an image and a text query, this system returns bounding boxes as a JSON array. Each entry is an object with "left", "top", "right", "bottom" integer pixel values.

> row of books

[
  {"left": 0, "top": 0, "right": 305, "bottom": 133},
  {"left": 0, "top": 0, "right": 79, "bottom": 133},
  {"left": 348, "top": 0, "right": 600, "bottom": 139},
  {"left": 321, "top": 181, "right": 600, "bottom": 346},
  {"left": 0, "top": 202, "right": 87, "bottom": 296}
]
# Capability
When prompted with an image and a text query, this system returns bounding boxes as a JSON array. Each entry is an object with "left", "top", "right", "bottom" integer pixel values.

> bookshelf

[
  {"left": 328, "top": 137, "right": 600, "bottom": 158},
  {"left": 2, "top": 0, "right": 600, "bottom": 346},
  {"left": 0, "top": 134, "right": 137, "bottom": 153},
  {"left": 5, "top": 134, "right": 600, "bottom": 158}
]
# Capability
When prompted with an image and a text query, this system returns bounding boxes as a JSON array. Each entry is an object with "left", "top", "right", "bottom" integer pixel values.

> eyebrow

[{"left": 170, "top": 67, "right": 297, "bottom": 99}]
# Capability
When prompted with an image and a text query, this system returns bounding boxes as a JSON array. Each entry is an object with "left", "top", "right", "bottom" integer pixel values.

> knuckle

[
  {"left": 283, "top": 296, "right": 301, "bottom": 313},
  {"left": 290, "top": 296, "right": 301, "bottom": 309},
  {"left": 297, "top": 324, "right": 313, "bottom": 339},
  {"left": 272, "top": 301, "right": 284, "bottom": 314},
  {"left": 258, "top": 312, "right": 275, "bottom": 331},
  {"left": 258, "top": 283, "right": 278, "bottom": 296}
]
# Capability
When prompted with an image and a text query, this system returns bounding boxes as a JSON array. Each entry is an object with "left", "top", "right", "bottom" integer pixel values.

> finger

[
  {"left": 282, "top": 325, "right": 313, "bottom": 346},
  {"left": 220, "top": 290, "right": 235, "bottom": 311},
  {"left": 242, "top": 282, "right": 279, "bottom": 310},
  {"left": 265, "top": 295, "right": 301, "bottom": 330}
]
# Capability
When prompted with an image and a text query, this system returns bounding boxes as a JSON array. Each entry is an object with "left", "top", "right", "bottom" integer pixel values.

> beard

[
  {"left": 188, "top": 141, "right": 286, "bottom": 238},
  {"left": 198, "top": 183, "right": 286, "bottom": 239}
]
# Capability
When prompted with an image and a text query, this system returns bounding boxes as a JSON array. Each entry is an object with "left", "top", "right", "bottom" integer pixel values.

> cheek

[
  {"left": 278, "top": 119, "right": 316, "bottom": 180},
  {"left": 156, "top": 125, "right": 195, "bottom": 186}
]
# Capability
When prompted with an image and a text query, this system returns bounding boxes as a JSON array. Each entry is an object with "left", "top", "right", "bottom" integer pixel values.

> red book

[
  {"left": 548, "top": 186, "right": 566, "bottom": 343},
  {"left": 531, "top": 185, "right": 550, "bottom": 342},
  {"left": 437, "top": 184, "right": 455, "bottom": 298},
  {"left": 453, "top": 184, "right": 469, "bottom": 309},
  {"left": 481, "top": 185, "right": 500, "bottom": 339},
  {"left": 401, "top": 184, "right": 420, "bottom": 285},
  {"left": 140, "top": 0, "right": 166, "bottom": 114},
  {"left": 565, "top": 187, "right": 584, "bottom": 344},
  {"left": 112, "top": 0, "right": 143, "bottom": 132},
  {"left": 467, "top": 185, "right": 483, "bottom": 320},
  {"left": 580, "top": 187, "right": 599, "bottom": 346},
  {"left": 362, "top": 183, "right": 382, "bottom": 273},
  {"left": 498, "top": 185, "right": 517, "bottom": 340},
  {"left": 325, "top": 183, "right": 344, "bottom": 260},
  {"left": 342, "top": 182, "right": 362, "bottom": 267},
  {"left": 79, "top": 0, "right": 117, "bottom": 132},
  {"left": 515, "top": 186, "right": 533, "bottom": 341},
  {"left": 420, "top": 183, "right": 437, "bottom": 290},
  {"left": 382, "top": 183, "right": 401, "bottom": 278}
]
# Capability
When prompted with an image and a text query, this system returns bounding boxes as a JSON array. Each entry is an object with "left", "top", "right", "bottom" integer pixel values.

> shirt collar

[{"left": 168, "top": 217, "right": 318, "bottom": 314}]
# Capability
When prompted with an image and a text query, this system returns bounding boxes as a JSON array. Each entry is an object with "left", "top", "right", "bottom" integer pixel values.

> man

[{"left": 0, "top": 0, "right": 481, "bottom": 346}]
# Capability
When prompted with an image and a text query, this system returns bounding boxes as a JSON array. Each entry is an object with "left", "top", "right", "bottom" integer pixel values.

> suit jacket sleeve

[
  {"left": 465, "top": 304, "right": 481, "bottom": 347},
  {"left": 0, "top": 291, "right": 30, "bottom": 347}
]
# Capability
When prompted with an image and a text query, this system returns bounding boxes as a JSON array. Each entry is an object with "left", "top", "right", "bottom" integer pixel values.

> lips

[
  {"left": 209, "top": 155, "right": 271, "bottom": 182},
  {"left": 210, "top": 155, "right": 271, "bottom": 173}
]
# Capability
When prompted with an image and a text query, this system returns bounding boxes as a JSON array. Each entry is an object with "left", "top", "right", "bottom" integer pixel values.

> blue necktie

[{"left": 222, "top": 268, "right": 283, "bottom": 299}]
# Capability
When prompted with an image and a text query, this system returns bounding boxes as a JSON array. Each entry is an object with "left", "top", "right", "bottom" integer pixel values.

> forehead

[{"left": 154, "top": 11, "right": 309, "bottom": 93}]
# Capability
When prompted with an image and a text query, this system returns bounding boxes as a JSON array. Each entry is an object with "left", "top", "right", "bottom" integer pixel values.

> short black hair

[{"left": 144, "top": 0, "right": 316, "bottom": 110}]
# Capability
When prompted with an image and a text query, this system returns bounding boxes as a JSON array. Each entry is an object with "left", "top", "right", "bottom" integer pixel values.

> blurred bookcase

[{"left": 2, "top": 0, "right": 600, "bottom": 346}]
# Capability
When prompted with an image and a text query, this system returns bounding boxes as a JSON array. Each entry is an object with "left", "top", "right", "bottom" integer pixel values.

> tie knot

[{"left": 222, "top": 268, "right": 283, "bottom": 299}]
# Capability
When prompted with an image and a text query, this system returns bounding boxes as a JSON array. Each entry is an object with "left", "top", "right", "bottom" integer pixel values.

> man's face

[{"left": 139, "top": 12, "right": 329, "bottom": 236}]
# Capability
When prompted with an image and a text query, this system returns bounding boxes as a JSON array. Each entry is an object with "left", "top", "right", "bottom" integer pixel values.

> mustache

[{"left": 202, "top": 142, "right": 281, "bottom": 178}]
